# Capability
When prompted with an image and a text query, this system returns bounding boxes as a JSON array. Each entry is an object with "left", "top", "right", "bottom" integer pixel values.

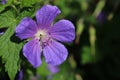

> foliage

[{"left": 0, "top": 0, "right": 120, "bottom": 80}]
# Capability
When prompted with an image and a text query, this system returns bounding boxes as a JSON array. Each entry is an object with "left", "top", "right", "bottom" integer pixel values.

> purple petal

[
  {"left": 49, "top": 20, "right": 75, "bottom": 42},
  {"left": 2, "top": 0, "right": 6, "bottom": 4},
  {"left": 36, "top": 5, "right": 61, "bottom": 28},
  {"left": 0, "top": 32, "right": 4, "bottom": 35},
  {"left": 16, "top": 69, "right": 23, "bottom": 80},
  {"left": 48, "top": 65, "right": 59, "bottom": 74},
  {"left": 23, "top": 39, "right": 42, "bottom": 68},
  {"left": 43, "top": 40, "right": 68, "bottom": 66},
  {"left": 97, "top": 12, "right": 106, "bottom": 23},
  {"left": 15, "top": 17, "right": 38, "bottom": 40}
]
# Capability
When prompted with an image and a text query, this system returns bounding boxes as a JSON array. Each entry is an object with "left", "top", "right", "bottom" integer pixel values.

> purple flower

[
  {"left": 0, "top": 28, "right": 5, "bottom": 36},
  {"left": 0, "top": 32, "right": 4, "bottom": 35},
  {"left": 1, "top": 0, "right": 6, "bottom": 4},
  {"left": 48, "top": 65, "right": 59, "bottom": 74},
  {"left": 47, "top": 65, "right": 59, "bottom": 79},
  {"left": 15, "top": 70, "right": 23, "bottom": 80},
  {"left": 15, "top": 5, "right": 75, "bottom": 68},
  {"left": 97, "top": 12, "right": 106, "bottom": 23}
]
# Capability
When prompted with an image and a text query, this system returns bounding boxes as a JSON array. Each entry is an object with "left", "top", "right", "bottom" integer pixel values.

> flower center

[
  {"left": 34, "top": 30, "right": 52, "bottom": 48},
  {"left": 35, "top": 30, "right": 47, "bottom": 40}
]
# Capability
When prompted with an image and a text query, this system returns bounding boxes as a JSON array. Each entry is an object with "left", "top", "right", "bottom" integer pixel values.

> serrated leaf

[
  {"left": 0, "top": 10, "right": 22, "bottom": 80},
  {"left": 17, "top": 5, "right": 39, "bottom": 22},
  {"left": 0, "top": 10, "right": 16, "bottom": 28},
  {"left": 20, "top": 0, "right": 38, "bottom": 7},
  {"left": 0, "top": 0, "right": 13, "bottom": 12},
  {"left": 0, "top": 25, "right": 22, "bottom": 80},
  {"left": 17, "top": 11, "right": 33, "bottom": 22}
]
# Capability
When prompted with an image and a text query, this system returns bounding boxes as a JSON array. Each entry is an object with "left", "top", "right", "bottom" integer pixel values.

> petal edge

[
  {"left": 36, "top": 5, "right": 61, "bottom": 28},
  {"left": 15, "top": 17, "right": 37, "bottom": 40},
  {"left": 49, "top": 20, "right": 75, "bottom": 42}
]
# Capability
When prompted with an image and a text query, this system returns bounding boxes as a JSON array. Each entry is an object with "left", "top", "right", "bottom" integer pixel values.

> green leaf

[
  {"left": 16, "top": 4, "right": 40, "bottom": 22},
  {"left": 0, "top": 0, "right": 13, "bottom": 12},
  {"left": 0, "top": 25, "right": 22, "bottom": 80},
  {"left": 85, "top": 15, "right": 97, "bottom": 24},
  {"left": 0, "top": 10, "right": 16, "bottom": 28},
  {"left": 17, "top": 10, "right": 34, "bottom": 21},
  {"left": 52, "top": 62, "right": 75, "bottom": 80},
  {"left": 0, "top": 5, "right": 5, "bottom": 12},
  {"left": 20, "top": 0, "right": 39, "bottom": 7},
  {"left": 37, "top": 59, "right": 50, "bottom": 76},
  {"left": 81, "top": 46, "right": 93, "bottom": 64},
  {"left": 0, "top": 10, "right": 22, "bottom": 80}
]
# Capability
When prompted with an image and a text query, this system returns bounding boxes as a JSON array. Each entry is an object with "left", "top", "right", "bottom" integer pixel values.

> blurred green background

[
  {"left": 42, "top": 0, "right": 120, "bottom": 80},
  {"left": 1, "top": 0, "right": 120, "bottom": 80}
]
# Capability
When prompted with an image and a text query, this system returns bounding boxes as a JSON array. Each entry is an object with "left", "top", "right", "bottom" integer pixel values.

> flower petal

[
  {"left": 15, "top": 17, "right": 38, "bottom": 40},
  {"left": 23, "top": 39, "right": 42, "bottom": 68},
  {"left": 48, "top": 65, "right": 59, "bottom": 74},
  {"left": 49, "top": 20, "right": 75, "bottom": 42},
  {"left": 36, "top": 5, "right": 61, "bottom": 28},
  {"left": 2, "top": 0, "right": 6, "bottom": 4},
  {"left": 43, "top": 40, "right": 68, "bottom": 66}
]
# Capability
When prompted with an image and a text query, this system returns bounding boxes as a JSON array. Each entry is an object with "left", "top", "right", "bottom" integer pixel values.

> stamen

[
  {"left": 39, "top": 34, "right": 42, "bottom": 41},
  {"left": 34, "top": 30, "right": 51, "bottom": 48}
]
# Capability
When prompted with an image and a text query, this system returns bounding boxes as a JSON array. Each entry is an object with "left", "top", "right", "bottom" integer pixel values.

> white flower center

[
  {"left": 35, "top": 30, "right": 47, "bottom": 40},
  {"left": 34, "top": 29, "right": 52, "bottom": 48}
]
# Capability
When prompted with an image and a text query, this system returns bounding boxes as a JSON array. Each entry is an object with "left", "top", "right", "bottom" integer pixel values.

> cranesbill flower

[
  {"left": 1, "top": 0, "right": 6, "bottom": 4},
  {"left": 15, "top": 5, "right": 75, "bottom": 68}
]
